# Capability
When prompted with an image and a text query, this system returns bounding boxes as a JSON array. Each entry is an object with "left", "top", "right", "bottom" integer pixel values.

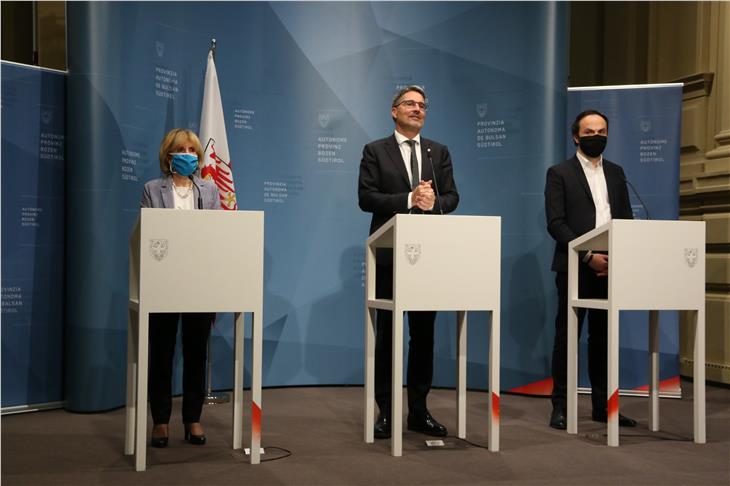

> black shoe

[
  {"left": 184, "top": 424, "right": 207, "bottom": 445},
  {"left": 150, "top": 424, "right": 169, "bottom": 448},
  {"left": 150, "top": 436, "right": 169, "bottom": 448},
  {"left": 407, "top": 411, "right": 447, "bottom": 437},
  {"left": 549, "top": 408, "right": 567, "bottom": 430},
  {"left": 592, "top": 411, "right": 637, "bottom": 427},
  {"left": 374, "top": 413, "right": 391, "bottom": 439}
]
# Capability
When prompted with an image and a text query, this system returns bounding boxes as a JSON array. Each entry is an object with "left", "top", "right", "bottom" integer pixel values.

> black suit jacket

[
  {"left": 545, "top": 155, "right": 633, "bottom": 273},
  {"left": 358, "top": 134, "right": 459, "bottom": 236}
]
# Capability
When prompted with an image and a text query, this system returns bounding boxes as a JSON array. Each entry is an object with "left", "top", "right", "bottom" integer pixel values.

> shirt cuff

[{"left": 407, "top": 191, "right": 413, "bottom": 210}]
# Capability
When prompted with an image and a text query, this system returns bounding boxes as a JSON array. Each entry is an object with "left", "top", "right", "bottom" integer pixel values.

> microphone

[
  {"left": 620, "top": 173, "right": 651, "bottom": 220},
  {"left": 427, "top": 146, "right": 443, "bottom": 215},
  {"left": 189, "top": 175, "right": 203, "bottom": 210}
]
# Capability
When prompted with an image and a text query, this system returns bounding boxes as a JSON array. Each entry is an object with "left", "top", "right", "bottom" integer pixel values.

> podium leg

[
  {"left": 364, "top": 307, "right": 376, "bottom": 443},
  {"left": 648, "top": 310, "right": 660, "bottom": 432},
  {"left": 607, "top": 307, "right": 620, "bottom": 447},
  {"left": 567, "top": 248, "right": 579, "bottom": 436},
  {"left": 567, "top": 305, "right": 579, "bottom": 435},
  {"left": 134, "top": 311, "right": 149, "bottom": 472},
  {"left": 488, "top": 308, "right": 500, "bottom": 452},
  {"left": 693, "top": 308, "right": 706, "bottom": 444},
  {"left": 251, "top": 308, "right": 263, "bottom": 465},
  {"left": 125, "top": 307, "right": 138, "bottom": 456},
  {"left": 391, "top": 309, "right": 404, "bottom": 457},
  {"left": 232, "top": 312, "right": 243, "bottom": 451},
  {"left": 456, "top": 311, "right": 467, "bottom": 439}
]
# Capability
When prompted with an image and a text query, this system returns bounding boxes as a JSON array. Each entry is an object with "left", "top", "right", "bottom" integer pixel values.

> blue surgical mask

[{"left": 170, "top": 153, "right": 198, "bottom": 176}]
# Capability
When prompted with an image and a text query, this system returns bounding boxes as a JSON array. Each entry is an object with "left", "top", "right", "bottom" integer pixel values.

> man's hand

[
  {"left": 411, "top": 180, "right": 435, "bottom": 211},
  {"left": 588, "top": 253, "right": 609, "bottom": 277}
]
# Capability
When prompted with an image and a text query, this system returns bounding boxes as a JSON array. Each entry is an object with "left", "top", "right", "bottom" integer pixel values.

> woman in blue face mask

[{"left": 140, "top": 128, "right": 221, "bottom": 448}]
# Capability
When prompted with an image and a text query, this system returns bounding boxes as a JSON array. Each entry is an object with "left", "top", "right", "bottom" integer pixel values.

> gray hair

[{"left": 391, "top": 85, "right": 427, "bottom": 107}]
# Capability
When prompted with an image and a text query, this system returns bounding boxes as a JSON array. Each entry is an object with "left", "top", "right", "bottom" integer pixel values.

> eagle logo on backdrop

[
  {"left": 476, "top": 103, "right": 488, "bottom": 119},
  {"left": 405, "top": 243, "right": 421, "bottom": 265},
  {"left": 155, "top": 41, "right": 165, "bottom": 58},
  {"left": 640, "top": 119, "right": 652, "bottom": 133},
  {"left": 149, "top": 239, "right": 168, "bottom": 261},
  {"left": 318, "top": 111, "right": 330, "bottom": 129},
  {"left": 41, "top": 109, "right": 52, "bottom": 125},
  {"left": 684, "top": 247, "right": 698, "bottom": 268}
]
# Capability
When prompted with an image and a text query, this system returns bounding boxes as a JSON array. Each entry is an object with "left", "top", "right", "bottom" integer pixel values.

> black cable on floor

[
  {"left": 258, "top": 446, "right": 292, "bottom": 462},
  {"left": 446, "top": 435, "right": 491, "bottom": 450}
]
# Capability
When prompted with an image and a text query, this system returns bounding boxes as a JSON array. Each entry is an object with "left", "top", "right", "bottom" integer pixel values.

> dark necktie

[{"left": 406, "top": 139, "right": 419, "bottom": 189}]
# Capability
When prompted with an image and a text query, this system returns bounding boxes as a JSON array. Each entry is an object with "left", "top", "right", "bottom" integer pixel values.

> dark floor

[{"left": 2, "top": 383, "right": 729, "bottom": 485}]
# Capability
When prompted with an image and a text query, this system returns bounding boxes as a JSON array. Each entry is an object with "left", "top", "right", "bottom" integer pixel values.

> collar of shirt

[
  {"left": 576, "top": 150, "right": 603, "bottom": 170},
  {"left": 394, "top": 130, "right": 421, "bottom": 147}
]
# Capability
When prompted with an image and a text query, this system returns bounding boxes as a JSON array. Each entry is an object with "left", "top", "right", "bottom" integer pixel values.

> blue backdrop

[
  {"left": 1, "top": 62, "right": 66, "bottom": 408},
  {"left": 58, "top": 1, "right": 570, "bottom": 411},
  {"left": 567, "top": 85, "right": 683, "bottom": 394}
]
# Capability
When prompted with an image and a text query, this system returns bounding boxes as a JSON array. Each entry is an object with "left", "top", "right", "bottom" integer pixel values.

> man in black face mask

[{"left": 544, "top": 109, "right": 635, "bottom": 430}]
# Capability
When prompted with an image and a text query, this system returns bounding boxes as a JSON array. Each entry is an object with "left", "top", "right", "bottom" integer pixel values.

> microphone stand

[
  {"left": 427, "top": 146, "right": 443, "bottom": 215},
  {"left": 191, "top": 172, "right": 230, "bottom": 405}
]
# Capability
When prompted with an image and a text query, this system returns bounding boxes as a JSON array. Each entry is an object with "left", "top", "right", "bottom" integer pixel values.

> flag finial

[{"left": 210, "top": 38, "right": 217, "bottom": 59}]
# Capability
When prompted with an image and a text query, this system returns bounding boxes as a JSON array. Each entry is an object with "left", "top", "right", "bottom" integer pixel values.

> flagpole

[{"left": 203, "top": 36, "right": 230, "bottom": 406}]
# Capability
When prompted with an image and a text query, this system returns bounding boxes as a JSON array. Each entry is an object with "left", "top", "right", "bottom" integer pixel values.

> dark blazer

[
  {"left": 141, "top": 174, "right": 220, "bottom": 210},
  {"left": 358, "top": 134, "right": 459, "bottom": 235},
  {"left": 545, "top": 155, "right": 633, "bottom": 272}
]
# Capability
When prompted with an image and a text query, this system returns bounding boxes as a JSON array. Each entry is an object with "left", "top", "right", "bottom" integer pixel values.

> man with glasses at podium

[
  {"left": 544, "top": 109, "right": 636, "bottom": 430},
  {"left": 358, "top": 85, "right": 459, "bottom": 439}
]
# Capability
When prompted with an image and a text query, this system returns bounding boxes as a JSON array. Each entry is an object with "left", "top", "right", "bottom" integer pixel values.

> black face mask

[{"left": 578, "top": 135, "right": 607, "bottom": 157}]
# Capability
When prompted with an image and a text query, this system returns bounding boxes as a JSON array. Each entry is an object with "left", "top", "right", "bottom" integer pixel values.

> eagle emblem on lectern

[
  {"left": 684, "top": 248, "right": 698, "bottom": 268},
  {"left": 405, "top": 243, "right": 421, "bottom": 265},
  {"left": 149, "top": 239, "right": 169, "bottom": 261}
]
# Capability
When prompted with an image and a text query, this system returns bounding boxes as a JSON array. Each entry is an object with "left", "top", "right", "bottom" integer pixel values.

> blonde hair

[{"left": 158, "top": 128, "right": 204, "bottom": 175}]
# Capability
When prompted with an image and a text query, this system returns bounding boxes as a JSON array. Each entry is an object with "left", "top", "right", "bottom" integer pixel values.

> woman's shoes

[
  {"left": 150, "top": 436, "right": 169, "bottom": 448},
  {"left": 150, "top": 423, "right": 206, "bottom": 447},
  {"left": 184, "top": 423, "right": 206, "bottom": 445},
  {"left": 150, "top": 424, "right": 169, "bottom": 448}
]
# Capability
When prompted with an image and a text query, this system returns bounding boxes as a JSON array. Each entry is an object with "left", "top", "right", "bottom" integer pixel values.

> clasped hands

[
  {"left": 411, "top": 180, "right": 435, "bottom": 211},
  {"left": 588, "top": 253, "right": 609, "bottom": 277}
]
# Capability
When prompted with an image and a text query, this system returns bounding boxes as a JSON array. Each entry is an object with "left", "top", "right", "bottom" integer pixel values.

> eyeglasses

[{"left": 395, "top": 99, "right": 428, "bottom": 110}]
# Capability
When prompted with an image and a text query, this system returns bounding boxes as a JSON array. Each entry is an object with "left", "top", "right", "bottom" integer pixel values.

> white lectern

[
  {"left": 567, "top": 220, "right": 705, "bottom": 446},
  {"left": 364, "top": 214, "right": 501, "bottom": 456},
  {"left": 126, "top": 208, "right": 264, "bottom": 471}
]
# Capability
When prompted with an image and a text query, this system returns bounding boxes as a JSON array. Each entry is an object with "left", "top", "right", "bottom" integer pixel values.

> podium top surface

[
  {"left": 569, "top": 219, "right": 705, "bottom": 251},
  {"left": 367, "top": 214, "right": 501, "bottom": 247}
]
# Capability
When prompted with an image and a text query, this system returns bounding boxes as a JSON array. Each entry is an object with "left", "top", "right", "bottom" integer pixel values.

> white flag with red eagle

[{"left": 199, "top": 49, "right": 237, "bottom": 210}]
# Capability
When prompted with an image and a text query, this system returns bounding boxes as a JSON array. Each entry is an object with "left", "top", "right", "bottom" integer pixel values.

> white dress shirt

[
  {"left": 394, "top": 130, "right": 422, "bottom": 210},
  {"left": 172, "top": 182, "right": 195, "bottom": 210},
  {"left": 576, "top": 150, "right": 611, "bottom": 228}
]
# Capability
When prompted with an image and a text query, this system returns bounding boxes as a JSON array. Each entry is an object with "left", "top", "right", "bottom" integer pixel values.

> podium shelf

[
  {"left": 570, "top": 298, "right": 609, "bottom": 310},
  {"left": 367, "top": 299, "right": 394, "bottom": 311}
]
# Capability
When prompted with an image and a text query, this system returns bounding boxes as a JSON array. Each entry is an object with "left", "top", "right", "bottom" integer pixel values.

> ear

[
  {"left": 572, "top": 135, "right": 580, "bottom": 146},
  {"left": 391, "top": 106, "right": 398, "bottom": 119}
]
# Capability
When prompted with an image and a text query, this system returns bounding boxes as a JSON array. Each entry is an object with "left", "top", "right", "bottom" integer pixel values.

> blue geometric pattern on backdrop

[
  {"left": 1, "top": 62, "right": 66, "bottom": 407},
  {"left": 65, "top": 2, "right": 568, "bottom": 411}
]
